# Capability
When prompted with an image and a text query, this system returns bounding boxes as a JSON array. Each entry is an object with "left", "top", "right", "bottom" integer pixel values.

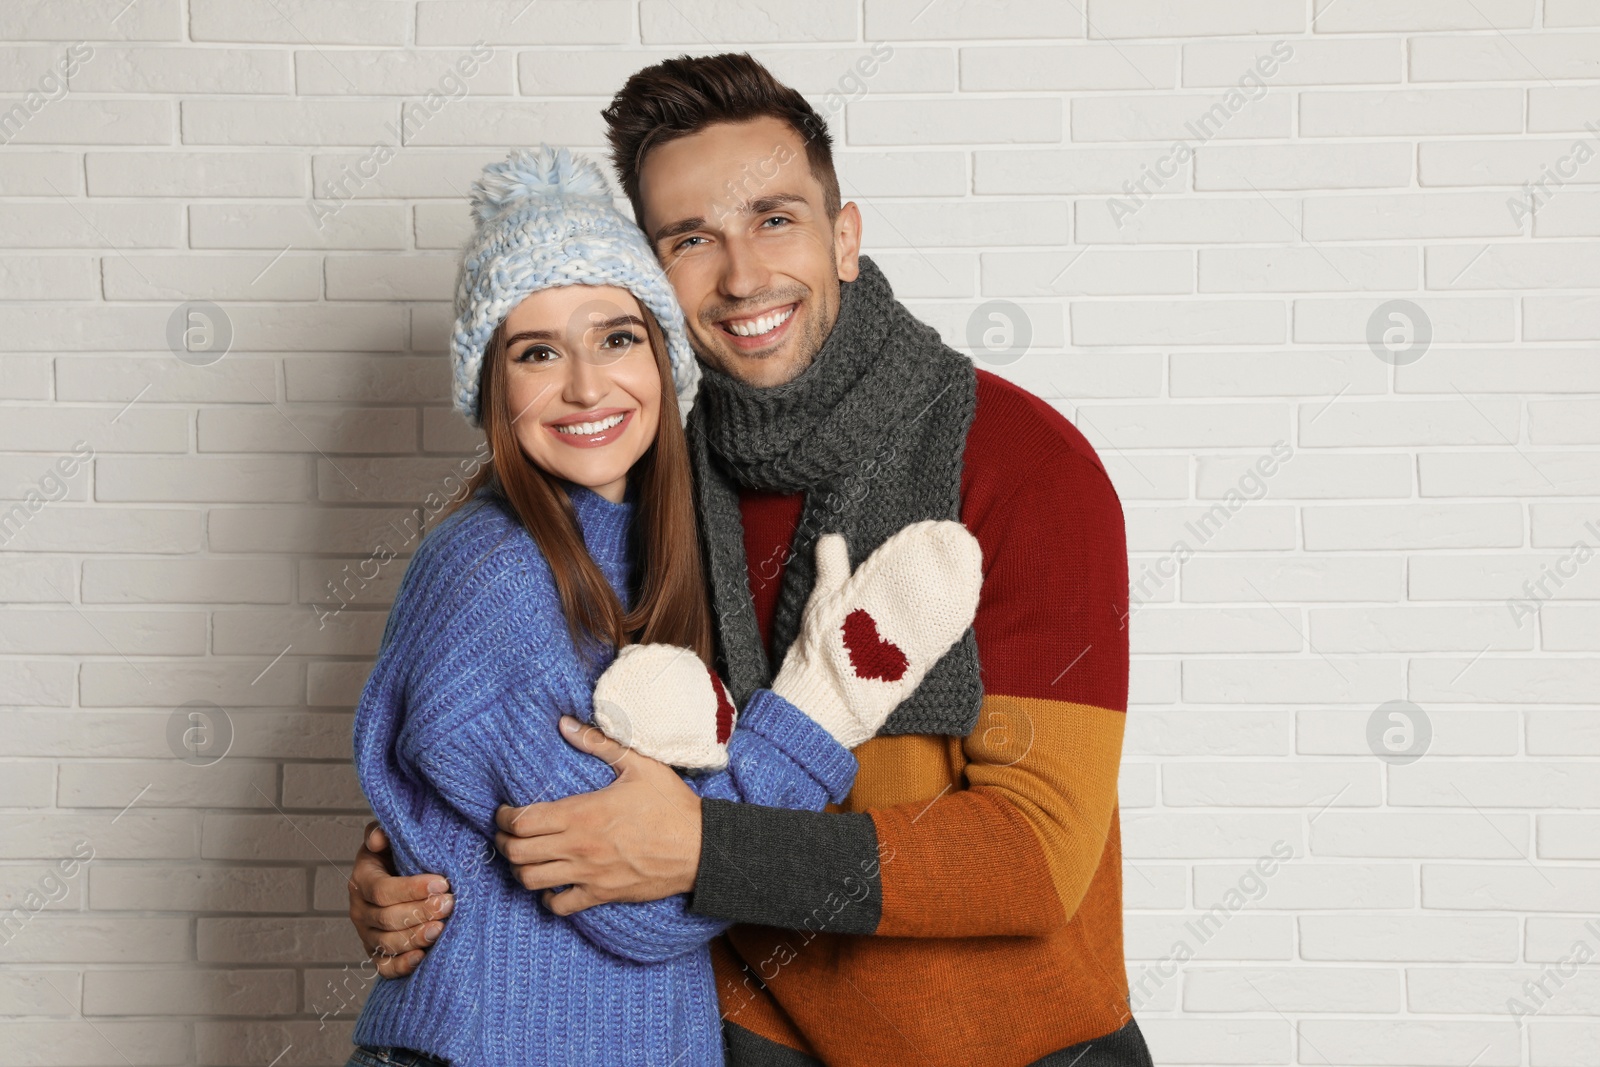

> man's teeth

[
  {"left": 726, "top": 305, "right": 794, "bottom": 337},
  {"left": 555, "top": 412, "right": 625, "bottom": 436}
]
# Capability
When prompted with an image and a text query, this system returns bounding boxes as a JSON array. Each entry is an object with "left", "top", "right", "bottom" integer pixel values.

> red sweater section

[
  {"left": 739, "top": 488, "right": 804, "bottom": 659},
  {"left": 737, "top": 369, "right": 1127, "bottom": 712}
]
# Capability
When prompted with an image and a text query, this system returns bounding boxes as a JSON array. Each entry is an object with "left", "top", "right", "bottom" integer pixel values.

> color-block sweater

[
  {"left": 350, "top": 484, "right": 858, "bottom": 1067},
  {"left": 694, "top": 370, "right": 1139, "bottom": 1066}
]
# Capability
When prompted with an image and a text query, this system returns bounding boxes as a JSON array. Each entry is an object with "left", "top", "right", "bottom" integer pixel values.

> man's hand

[
  {"left": 347, "top": 822, "right": 454, "bottom": 978},
  {"left": 495, "top": 715, "right": 702, "bottom": 917}
]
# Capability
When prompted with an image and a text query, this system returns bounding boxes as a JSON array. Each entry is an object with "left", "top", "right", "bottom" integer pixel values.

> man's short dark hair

[{"left": 602, "top": 52, "right": 841, "bottom": 231}]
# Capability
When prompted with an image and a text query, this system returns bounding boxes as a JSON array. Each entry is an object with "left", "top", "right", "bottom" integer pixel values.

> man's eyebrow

[
  {"left": 653, "top": 216, "right": 705, "bottom": 245},
  {"left": 748, "top": 192, "right": 808, "bottom": 214}
]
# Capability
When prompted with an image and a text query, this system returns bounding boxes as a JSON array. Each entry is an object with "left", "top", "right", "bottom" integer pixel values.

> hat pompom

[{"left": 469, "top": 144, "right": 614, "bottom": 225}]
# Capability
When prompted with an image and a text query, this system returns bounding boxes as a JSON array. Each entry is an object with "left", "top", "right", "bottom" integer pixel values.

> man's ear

[{"left": 834, "top": 201, "right": 863, "bottom": 283}]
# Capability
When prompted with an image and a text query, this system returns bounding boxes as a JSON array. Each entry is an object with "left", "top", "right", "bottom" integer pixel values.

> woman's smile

[{"left": 545, "top": 407, "right": 635, "bottom": 449}]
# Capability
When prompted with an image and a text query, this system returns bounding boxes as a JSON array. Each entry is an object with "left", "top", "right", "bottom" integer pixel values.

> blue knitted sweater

[{"left": 350, "top": 484, "right": 858, "bottom": 1066}]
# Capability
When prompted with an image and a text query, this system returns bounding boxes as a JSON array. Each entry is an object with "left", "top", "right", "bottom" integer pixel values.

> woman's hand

[
  {"left": 494, "top": 716, "right": 702, "bottom": 916},
  {"left": 347, "top": 822, "right": 455, "bottom": 978}
]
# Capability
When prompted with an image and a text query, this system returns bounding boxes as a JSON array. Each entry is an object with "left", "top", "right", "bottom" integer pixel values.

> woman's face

[{"left": 499, "top": 284, "right": 662, "bottom": 504}]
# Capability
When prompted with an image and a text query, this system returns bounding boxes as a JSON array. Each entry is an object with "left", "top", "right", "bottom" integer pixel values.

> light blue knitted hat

[{"left": 450, "top": 144, "right": 700, "bottom": 428}]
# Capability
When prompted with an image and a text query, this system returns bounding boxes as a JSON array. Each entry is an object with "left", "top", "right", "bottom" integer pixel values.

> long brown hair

[{"left": 442, "top": 298, "right": 714, "bottom": 667}]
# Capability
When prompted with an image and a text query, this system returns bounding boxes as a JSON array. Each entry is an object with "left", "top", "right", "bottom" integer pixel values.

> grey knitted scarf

[{"left": 686, "top": 254, "right": 983, "bottom": 738}]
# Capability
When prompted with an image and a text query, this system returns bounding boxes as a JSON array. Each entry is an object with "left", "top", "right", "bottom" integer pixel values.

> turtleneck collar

[{"left": 565, "top": 482, "right": 633, "bottom": 570}]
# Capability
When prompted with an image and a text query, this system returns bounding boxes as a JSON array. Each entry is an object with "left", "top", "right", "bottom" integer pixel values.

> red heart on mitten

[
  {"left": 708, "top": 669, "right": 736, "bottom": 745},
  {"left": 842, "top": 608, "right": 909, "bottom": 682}
]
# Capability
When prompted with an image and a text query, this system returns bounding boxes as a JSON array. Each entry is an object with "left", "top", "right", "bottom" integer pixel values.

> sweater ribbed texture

[{"left": 351, "top": 483, "right": 857, "bottom": 1067}]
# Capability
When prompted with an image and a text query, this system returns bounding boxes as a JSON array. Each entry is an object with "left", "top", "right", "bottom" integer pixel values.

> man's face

[{"left": 637, "top": 116, "right": 862, "bottom": 388}]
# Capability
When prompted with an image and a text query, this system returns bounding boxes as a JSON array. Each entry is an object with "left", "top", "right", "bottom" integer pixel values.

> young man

[{"left": 348, "top": 53, "right": 1150, "bottom": 1067}]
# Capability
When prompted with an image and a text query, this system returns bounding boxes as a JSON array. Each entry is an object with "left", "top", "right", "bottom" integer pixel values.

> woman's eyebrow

[
  {"left": 588, "top": 314, "right": 647, "bottom": 330},
  {"left": 506, "top": 315, "right": 645, "bottom": 344}
]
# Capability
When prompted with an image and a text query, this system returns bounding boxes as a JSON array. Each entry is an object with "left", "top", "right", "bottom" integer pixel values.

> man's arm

[
  {"left": 503, "top": 692, "right": 854, "bottom": 963},
  {"left": 691, "top": 698, "right": 1123, "bottom": 937}
]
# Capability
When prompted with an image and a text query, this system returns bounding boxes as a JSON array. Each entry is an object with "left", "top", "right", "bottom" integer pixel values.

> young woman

[{"left": 344, "top": 146, "right": 982, "bottom": 1067}]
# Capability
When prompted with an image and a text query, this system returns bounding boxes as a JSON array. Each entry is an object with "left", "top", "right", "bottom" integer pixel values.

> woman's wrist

[{"left": 735, "top": 688, "right": 859, "bottom": 802}]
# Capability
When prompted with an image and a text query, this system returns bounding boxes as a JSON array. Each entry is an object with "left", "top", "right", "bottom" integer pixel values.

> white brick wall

[{"left": 1, "top": 1, "right": 1598, "bottom": 1064}]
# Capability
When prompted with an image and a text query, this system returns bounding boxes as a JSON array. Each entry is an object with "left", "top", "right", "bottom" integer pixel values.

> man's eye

[
  {"left": 674, "top": 235, "right": 705, "bottom": 253},
  {"left": 761, "top": 216, "right": 790, "bottom": 228}
]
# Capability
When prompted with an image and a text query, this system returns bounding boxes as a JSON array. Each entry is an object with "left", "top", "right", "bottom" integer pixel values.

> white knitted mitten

[
  {"left": 588, "top": 521, "right": 982, "bottom": 766},
  {"left": 590, "top": 644, "right": 737, "bottom": 772},
  {"left": 770, "top": 520, "right": 983, "bottom": 750}
]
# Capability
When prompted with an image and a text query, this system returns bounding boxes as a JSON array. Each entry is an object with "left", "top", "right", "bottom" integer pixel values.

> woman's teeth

[
  {"left": 555, "top": 412, "right": 625, "bottom": 435},
  {"left": 726, "top": 305, "right": 794, "bottom": 337}
]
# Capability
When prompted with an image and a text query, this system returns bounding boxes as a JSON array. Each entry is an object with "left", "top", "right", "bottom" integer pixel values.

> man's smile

[{"left": 716, "top": 302, "right": 798, "bottom": 350}]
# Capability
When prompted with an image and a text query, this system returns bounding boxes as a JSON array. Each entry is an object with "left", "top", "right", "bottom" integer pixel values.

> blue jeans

[{"left": 345, "top": 1046, "right": 449, "bottom": 1067}]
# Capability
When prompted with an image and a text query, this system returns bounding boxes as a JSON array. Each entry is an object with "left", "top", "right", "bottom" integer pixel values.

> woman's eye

[
  {"left": 603, "top": 331, "right": 643, "bottom": 350},
  {"left": 516, "top": 345, "right": 558, "bottom": 364}
]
